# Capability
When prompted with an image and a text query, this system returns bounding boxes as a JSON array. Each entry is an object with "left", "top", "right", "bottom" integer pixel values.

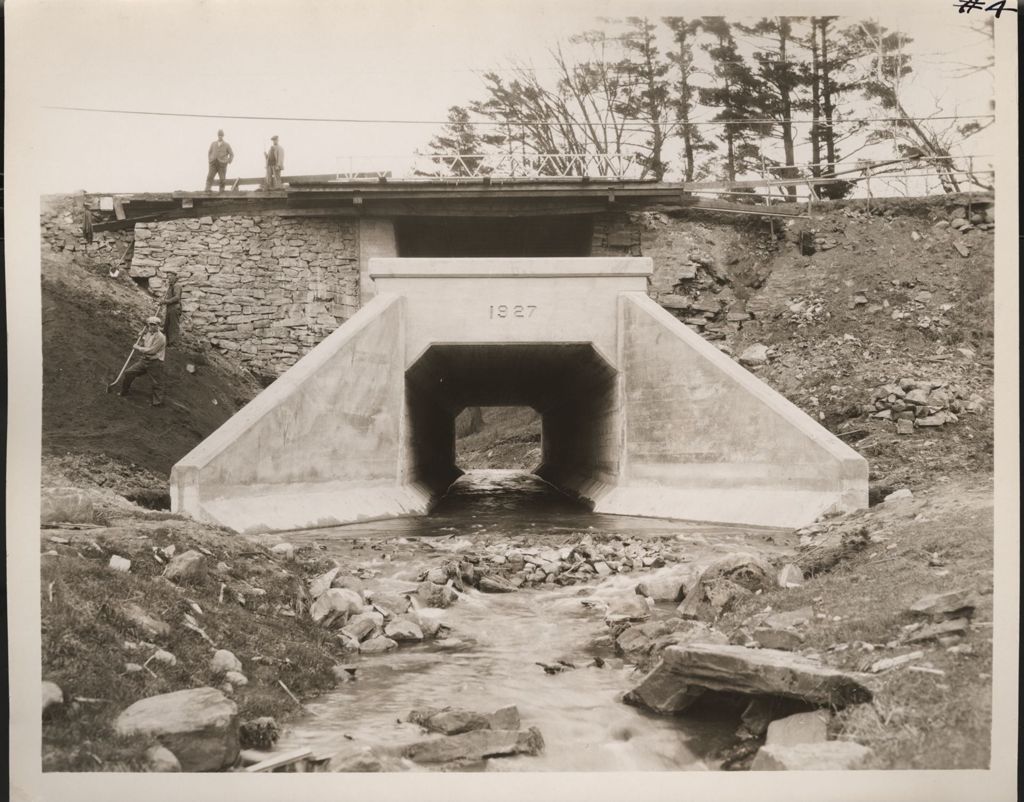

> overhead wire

[{"left": 44, "top": 105, "right": 996, "bottom": 129}]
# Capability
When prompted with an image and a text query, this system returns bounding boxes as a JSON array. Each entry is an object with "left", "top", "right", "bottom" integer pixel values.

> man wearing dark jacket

[
  {"left": 159, "top": 273, "right": 183, "bottom": 345},
  {"left": 206, "top": 129, "right": 235, "bottom": 191}
]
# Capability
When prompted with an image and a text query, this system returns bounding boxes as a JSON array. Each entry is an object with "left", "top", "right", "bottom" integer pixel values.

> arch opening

[{"left": 403, "top": 343, "right": 621, "bottom": 507}]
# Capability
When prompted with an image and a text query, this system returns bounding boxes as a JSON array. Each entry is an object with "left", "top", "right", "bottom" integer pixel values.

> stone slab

[{"left": 657, "top": 643, "right": 873, "bottom": 707}]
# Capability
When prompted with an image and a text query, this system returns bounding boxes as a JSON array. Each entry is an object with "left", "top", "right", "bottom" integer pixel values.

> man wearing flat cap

[
  {"left": 265, "top": 135, "right": 285, "bottom": 189},
  {"left": 206, "top": 129, "right": 234, "bottom": 192},
  {"left": 118, "top": 316, "right": 167, "bottom": 406}
]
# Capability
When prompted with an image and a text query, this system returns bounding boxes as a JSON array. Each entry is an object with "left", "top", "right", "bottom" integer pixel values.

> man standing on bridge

[
  {"left": 117, "top": 316, "right": 166, "bottom": 406},
  {"left": 265, "top": 135, "right": 285, "bottom": 189},
  {"left": 205, "top": 129, "right": 235, "bottom": 192}
]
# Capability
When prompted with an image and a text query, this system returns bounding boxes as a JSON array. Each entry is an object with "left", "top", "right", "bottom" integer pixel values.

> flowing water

[{"left": 277, "top": 470, "right": 791, "bottom": 772}]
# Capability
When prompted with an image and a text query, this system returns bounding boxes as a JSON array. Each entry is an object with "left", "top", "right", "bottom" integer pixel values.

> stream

[{"left": 276, "top": 470, "right": 791, "bottom": 771}]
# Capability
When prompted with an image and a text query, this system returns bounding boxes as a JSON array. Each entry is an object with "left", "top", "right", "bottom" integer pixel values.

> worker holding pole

[{"left": 114, "top": 316, "right": 167, "bottom": 406}]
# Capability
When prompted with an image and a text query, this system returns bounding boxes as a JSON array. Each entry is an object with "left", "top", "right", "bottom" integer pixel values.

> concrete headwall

[
  {"left": 170, "top": 293, "right": 430, "bottom": 534},
  {"left": 370, "top": 258, "right": 650, "bottom": 367},
  {"left": 130, "top": 215, "right": 361, "bottom": 375},
  {"left": 171, "top": 257, "right": 868, "bottom": 533},
  {"left": 598, "top": 293, "right": 868, "bottom": 526}
]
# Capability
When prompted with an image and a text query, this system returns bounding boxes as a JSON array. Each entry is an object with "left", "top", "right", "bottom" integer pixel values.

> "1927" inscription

[{"left": 488, "top": 304, "right": 537, "bottom": 319}]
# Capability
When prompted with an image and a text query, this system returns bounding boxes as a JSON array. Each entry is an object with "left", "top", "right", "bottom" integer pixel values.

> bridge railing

[{"left": 333, "top": 152, "right": 645, "bottom": 181}]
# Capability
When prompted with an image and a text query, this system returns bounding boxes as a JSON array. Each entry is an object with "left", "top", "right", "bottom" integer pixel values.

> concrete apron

[{"left": 170, "top": 258, "right": 867, "bottom": 535}]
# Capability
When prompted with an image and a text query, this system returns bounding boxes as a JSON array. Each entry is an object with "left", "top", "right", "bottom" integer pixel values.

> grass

[
  {"left": 711, "top": 477, "right": 994, "bottom": 769},
  {"left": 40, "top": 520, "right": 343, "bottom": 771}
]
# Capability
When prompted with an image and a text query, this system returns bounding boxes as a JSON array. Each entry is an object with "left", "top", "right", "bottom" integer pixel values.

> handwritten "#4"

[
  {"left": 489, "top": 304, "right": 537, "bottom": 319},
  {"left": 956, "top": 0, "right": 1017, "bottom": 17}
]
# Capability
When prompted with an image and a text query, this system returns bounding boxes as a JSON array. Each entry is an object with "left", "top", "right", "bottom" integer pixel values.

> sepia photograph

[{"left": 5, "top": 0, "right": 1018, "bottom": 800}]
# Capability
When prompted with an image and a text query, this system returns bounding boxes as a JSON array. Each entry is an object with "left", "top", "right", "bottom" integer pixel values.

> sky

[{"left": 7, "top": 0, "right": 999, "bottom": 194}]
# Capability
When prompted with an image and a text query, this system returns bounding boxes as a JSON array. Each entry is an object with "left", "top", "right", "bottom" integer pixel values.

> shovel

[{"left": 106, "top": 327, "right": 146, "bottom": 393}]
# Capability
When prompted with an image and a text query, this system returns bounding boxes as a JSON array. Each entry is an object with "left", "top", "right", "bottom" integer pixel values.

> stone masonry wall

[
  {"left": 41, "top": 194, "right": 135, "bottom": 267},
  {"left": 592, "top": 210, "right": 755, "bottom": 338},
  {"left": 130, "top": 215, "right": 359, "bottom": 376}
]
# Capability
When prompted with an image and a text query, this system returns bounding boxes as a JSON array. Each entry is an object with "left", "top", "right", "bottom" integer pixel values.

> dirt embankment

[{"left": 42, "top": 248, "right": 262, "bottom": 490}]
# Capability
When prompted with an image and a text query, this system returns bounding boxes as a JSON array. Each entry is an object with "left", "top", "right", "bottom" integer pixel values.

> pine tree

[
  {"left": 698, "top": 18, "right": 769, "bottom": 184},
  {"left": 663, "top": 16, "right": 714, "bottom": 181},
  {"left": 735, "top": 17, "right": 810, "bottom": 198},
  {"left": 617, "top": 17, "right": 672, "bottom": 180}
]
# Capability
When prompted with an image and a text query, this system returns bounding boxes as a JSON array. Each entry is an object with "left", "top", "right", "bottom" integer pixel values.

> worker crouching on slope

[{"left": 118, "top": 316, "right": 166, "bottom": 406}]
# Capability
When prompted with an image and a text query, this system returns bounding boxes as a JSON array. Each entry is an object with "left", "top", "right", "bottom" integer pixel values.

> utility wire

[{"left": 44, "top": 105, "right": 995, "bottom": 128}]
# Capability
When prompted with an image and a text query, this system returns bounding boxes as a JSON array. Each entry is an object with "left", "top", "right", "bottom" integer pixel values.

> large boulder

[
  {"left": 908, "top": 589, "right": 978, "bottom": 620},
  {"left": 144, "top": 744, "right": 182, "bottom": 772},
  {"left": 210, "top": 649, "right": 242, "bottom": 675},
  {"left": 42, "top": 681, "right": 64, "bottom": 718},
  {"left": 765, "top": 710, "right": 829, "bottom": 747},
  {"left": 309, "top": 567, "right": 340, "bottom": 599},
  {"left": 359, "top": 636, "right": 398, "bottom": 654},
  {"left": 416, "top": 581, "right": 457, "bottom": 609},
  {"left": 310, "top": 588, "right": 363, "bottom": 624},
  {"left": 677, "top": 553, "right": 773, "bottom": 617},
  {"left": 384, "top": 618, "right": 424, "bottom": 642},
  {"left": 113, "top": 687, "right": 239, "bottom": 771},
  {"left": 751, "top": 741, "right": 872, "bottom": 770},
  {"left": 40, "top": 487, "right": 96, "bottom": 524},
  {"left": 163, "top": 550, "right": 207, "bottom": 584},
  {"left": 367, "top": 591, "right": 413, "bottom": 618},
  {"left": 341, "top": 611, "right": 384, "bottom": 642},
  {"left": 604, "top": 595, "right": 651, "bottom": 625},
  {"left": 623, "top": 666, "right": 706, "bottom": 714},
  {"left": 628, "top": 644, "right": 872, "bottom": 713},
  {"left": 635, "top": 565, "right": 698, "bottom": 603},
  {"left": 408, "top": 707, "right": 491, "bottom": 735},
  {"left": 407, "top": 705, "right": 521, "bottom": 736},
  {"left": 404, "top": 727, "right": 544, "bottom": 764},
  {"left": 121, "top": 603, "right": 171, "bottom": 639},
  {"left": 479, "top": 575, "right": 517, "bottom": 593},
  {"left": 739, "top": 344, "right": 770, "bottom": 367},
  {"left": 330, "top": 743, "right": 385, "bottom": 772}
]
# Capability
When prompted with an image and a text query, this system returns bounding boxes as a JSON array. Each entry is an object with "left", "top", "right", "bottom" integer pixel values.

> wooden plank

[
  {"left": 92, "top": 200, "right": 287, "bottom": 231},
  {"left": 243, "top": 747, "right": 314, "bottom": 773},
  {"left": 113, "top": 199, "right": 126, "bottom": 220},
  {"left": 274, "top": 201, "right": 611, "bottom": 218},
  {"left": 285, "top": 185, "right": 683, "bottom": 201}
]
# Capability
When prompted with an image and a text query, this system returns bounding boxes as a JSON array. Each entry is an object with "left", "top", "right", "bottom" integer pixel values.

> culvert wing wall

[{"left": 170, "top": 258, "right": 867, "bottom": 534}]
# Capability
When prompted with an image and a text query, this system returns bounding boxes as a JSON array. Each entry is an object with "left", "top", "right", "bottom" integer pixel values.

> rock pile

[
  {"left": 403, "top": 704, "right": 544, "bottom": 766},
  {"left": 303, "top": 567, "right": 445, "bottom": 653},
  {"left": 865, "top": 379, "right": 983, "bottom": 432},
  {"left": 676, "top": 553, "right": 774, "bottom": 619},
  {"left": 443, "top": 535, "right": 669, "bottom": 592}
]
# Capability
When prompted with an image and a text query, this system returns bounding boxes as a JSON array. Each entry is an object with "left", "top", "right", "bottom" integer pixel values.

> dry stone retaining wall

[
  {"left": 40, "top": 194, "right": 135, "bottom": 266},
  {"left": 130, "top": 215, "right": 359, "bottom": 375}
]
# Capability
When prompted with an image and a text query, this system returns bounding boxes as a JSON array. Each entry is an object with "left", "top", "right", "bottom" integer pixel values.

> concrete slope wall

[
  {"left": 598, "top": 293, "right": 868, "bottom": 527},
  {"left": 170, "top": 293, "right": 429, "bottom": 534}
]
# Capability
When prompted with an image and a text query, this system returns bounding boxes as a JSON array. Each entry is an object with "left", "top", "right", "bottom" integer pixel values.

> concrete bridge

[{"left": 170, "top": 257, "right": 867, "bottom": 534}]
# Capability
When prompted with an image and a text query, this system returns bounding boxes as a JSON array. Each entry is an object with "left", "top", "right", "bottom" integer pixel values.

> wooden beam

[{"left": 243, "top": 748, "right": 314, "bottom": 773}]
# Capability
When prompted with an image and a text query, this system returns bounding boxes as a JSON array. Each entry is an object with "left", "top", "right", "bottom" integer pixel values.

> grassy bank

[
  {"left": 712, "top": 477, "right": 994, "bottom": 769},
  {"left": 41, "top": 512, "right": 340, "bottom": 771}
]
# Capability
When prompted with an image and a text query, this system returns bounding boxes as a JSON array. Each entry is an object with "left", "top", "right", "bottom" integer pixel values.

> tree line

[{"left": 423, "top": 16, "right": 993, "bottom": 196}]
